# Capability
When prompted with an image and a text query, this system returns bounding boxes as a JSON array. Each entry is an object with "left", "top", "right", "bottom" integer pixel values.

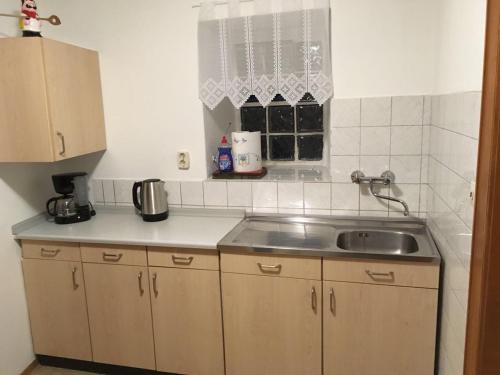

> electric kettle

[{"left": 132, "top": 179, "right": 169, "bottom": 222}]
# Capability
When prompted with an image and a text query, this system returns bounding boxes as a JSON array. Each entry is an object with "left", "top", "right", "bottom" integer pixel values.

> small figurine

[{"left": 20, "top": 0, "right": 42, "bottom": 37}]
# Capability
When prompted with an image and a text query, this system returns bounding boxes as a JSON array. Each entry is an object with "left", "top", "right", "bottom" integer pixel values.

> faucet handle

[
  {"left": 351, "top": 170, "right": 366, "bottom": 184},
  {"left": 380, "top": 170, "right": 395, "bottom": 185}
]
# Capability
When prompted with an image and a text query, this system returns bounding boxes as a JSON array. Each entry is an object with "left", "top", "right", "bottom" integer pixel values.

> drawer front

[
  {"left": 323, "top": 259, "right": 440, "bottom": 289},
  {"left": 22, "top": 240, "right": 80, "bottom": 261},
  {"left": 81, "top": 244, "right": 147, "bottom": 266},
  {"left": 220, "top": 253, "right": 321, "bottom": 280},
  {"left": 148, "top": 247, "right": 219, "bottom": 270}
]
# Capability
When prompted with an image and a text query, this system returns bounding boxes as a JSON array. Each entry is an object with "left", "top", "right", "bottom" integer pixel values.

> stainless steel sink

[
  {"left": 336, "top": 230, "right": 419, "bottom": 254},
  {"left": 218, "top": 215, "right": 440, "bottom": 262}
]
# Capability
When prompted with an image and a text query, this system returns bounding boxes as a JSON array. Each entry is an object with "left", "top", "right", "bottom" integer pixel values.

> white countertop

[{"left": 12, "top": 207, "right": 245, "bottom": 250}]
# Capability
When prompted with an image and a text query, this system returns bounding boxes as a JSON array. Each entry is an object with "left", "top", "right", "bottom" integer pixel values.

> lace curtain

[{"left": 198, "top": 0, "right": 333, "bottom": 110}]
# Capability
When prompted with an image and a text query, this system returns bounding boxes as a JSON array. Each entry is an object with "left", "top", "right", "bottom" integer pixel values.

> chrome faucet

[{"left": 351, "top": 170, "right": 410, "bottom": 216}]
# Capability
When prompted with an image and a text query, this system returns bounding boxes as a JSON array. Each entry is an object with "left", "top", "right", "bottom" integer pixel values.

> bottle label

[{"left": 219, "top": 154, "right": 232, "bottom": 171}]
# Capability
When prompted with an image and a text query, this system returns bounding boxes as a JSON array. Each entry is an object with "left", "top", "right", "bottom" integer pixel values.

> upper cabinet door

[
  {"left": 0, "top": 38, "right": 106, "bottom": 162},
  {"left": 42, "top": 39, "right": 107, "bottom": 160},
  {"left": 323, "top": 281, "right": 438, "bottom": 375},
  {"left": 22, "top": 259, "right": 92, "bottom": 361}
]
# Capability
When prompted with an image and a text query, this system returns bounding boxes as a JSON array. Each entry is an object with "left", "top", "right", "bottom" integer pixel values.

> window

[{"left": 240, "top": 94, "right": 325, "bottom": 162}]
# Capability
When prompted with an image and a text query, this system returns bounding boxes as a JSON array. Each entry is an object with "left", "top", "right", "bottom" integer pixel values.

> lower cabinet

[
  {"left": 222, "top": 272, "right": 322, "bottom": 375},
  {"left": 149, "top": 266, "right": 225, "bottom": 375},
  {"left": 22, "top": 258, "right": 92, "bottom": 360},
  {"left": 83, "top": 263, "right": 155, "bottom": 370}
]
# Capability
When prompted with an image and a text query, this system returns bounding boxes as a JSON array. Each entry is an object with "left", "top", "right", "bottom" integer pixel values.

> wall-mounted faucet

[{"left": 351, "top": 170, "right": 410, "bottom": 216}]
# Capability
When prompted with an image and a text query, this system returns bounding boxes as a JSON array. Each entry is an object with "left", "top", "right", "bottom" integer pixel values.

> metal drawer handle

[
  {"left": 152, "top": 273, "right": 159, "bottom": 297},
  {"left": 41, "top": 248, "right": 60, "bottom": 257},
  {"left": 72, "top": 267, "right": 79, "bottom": 290},
  {"left": 257, "top": 263, "right": 282, "bottom": 273},
  {"left": 56, "top": 132, "right": 66, "bottom": 156},
  {"left": 138, "top": 271, "right": 144, "bottom": 296},
  {"left": 365, "top": 270, "right": 395, "bottom": 280},
  {"left": 329, "top": 288, "right": 336, "bottom": 315},
  {"left": 102, "top": 252, "right": 123, "bottom": 262},
  {"left": 172, "top": 255, "right": 194, "bottom": 265},
  {"left": 311, "top": 286, "right": 317, "bottom": 311}
]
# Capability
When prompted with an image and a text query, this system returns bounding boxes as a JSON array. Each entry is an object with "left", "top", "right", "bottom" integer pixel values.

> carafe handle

[
  {"left": 132, "top": 182, "right": 142, "bottom": 211},
  {"left": 46, "top": 197, "right": 58, "bottom": 217}
]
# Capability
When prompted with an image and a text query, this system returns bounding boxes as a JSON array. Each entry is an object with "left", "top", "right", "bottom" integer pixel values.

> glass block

[
  {"left": 269, "top": 106, "right": 294, "bottom": 133},
  {"left": 298, "top": 135, "right": 323, "bottom": 161},
  {"left": 241, "top": 106, "right": 266, "bottom": 133},
  {"left": 300, "top": 93, "right": 316, "bottom": 102},
  {"left": 297, "top": 104, "right": 323, "bottom": 133},
  {"left": 272, "top": 94, "right": 286, "bottom": 102},
  {"left": 261, "top": 135, "right": 267, "bottom": 160},
  {"left": 270, "top": 135, "right": 295, "bottom": 161}
]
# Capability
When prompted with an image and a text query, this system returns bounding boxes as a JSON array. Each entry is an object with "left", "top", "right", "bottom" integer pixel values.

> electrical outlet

[{"left": 177, "top": 151, "right": 190, "bottom": 170}]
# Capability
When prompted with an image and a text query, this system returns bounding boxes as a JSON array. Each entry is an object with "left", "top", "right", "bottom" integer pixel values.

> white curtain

[{"left": 198, "top": 0, "right": 333, "bottom": 110}]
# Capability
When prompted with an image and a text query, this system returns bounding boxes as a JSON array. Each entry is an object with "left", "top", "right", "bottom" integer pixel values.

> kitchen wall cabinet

[
  {"left": 22, "top": 258, "right": 91, "bottom": 361},
  {"left": 0, "top": 38, "right": 106, "bottom": 162},
  {"left": 221, "top": 253, "right": 322, "bottom": 375},
  {"left": 149, "top": 266, "right": 225, "bottom": 375},
  {"left": 323, "top": 259, "right": 439, "bottom": 375},
  {"left": 83, "top": 262, "right": 155, "bottom": 370}
]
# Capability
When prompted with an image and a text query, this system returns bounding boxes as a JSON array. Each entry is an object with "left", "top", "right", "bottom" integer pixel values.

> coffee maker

[{"left": 46, "top": 172, "right": 95, "bottom": 224}]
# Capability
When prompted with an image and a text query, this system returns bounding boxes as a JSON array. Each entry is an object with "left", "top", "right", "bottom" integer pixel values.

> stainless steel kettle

[{"left": 132, "top": 179, "right": 169, "bottom": 222}]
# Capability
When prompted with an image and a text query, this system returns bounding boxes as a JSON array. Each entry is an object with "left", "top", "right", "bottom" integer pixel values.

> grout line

[
  {"left": 427, "top": 183, "right": 472, "bottom": 232},
  {"left": 431, "top": 124, "right": 479, "bottom": 141},
  {"left": 429, "top": 155, "right": 473, "bottom": 184}
]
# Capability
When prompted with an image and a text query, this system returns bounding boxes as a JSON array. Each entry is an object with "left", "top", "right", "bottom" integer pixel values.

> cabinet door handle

[
  {"left": 41, "top": 248, "right": 60, "bottom": 258},
  {"left": 171, "top": 255, "right": 194, "bottom": 265},
  {"left": 138, "top": 271, "right": 144, "bottom": 296},
  {"left": 257, "top": 263, "right": 282, "bottom": 273},
  {"left": 72, "top": 267, "right": 79, "bottom": 290},
  {"left": 311, "top": 286, "right": 317, "bottom": 311},
  {"left": 152, "top": 273, "right": 159, "bottom": 297},
  {"left": 329, "top": 288, "right": 336, "bottom": 314},
  {"left": 102, "top": 252, "right": 123, "bottom": 262},
  {"left": 365, "top": 270, "right": 395, "bottom": 281},
  {"left": 56, "top": 132, "right": 66, "bottom": 156}
]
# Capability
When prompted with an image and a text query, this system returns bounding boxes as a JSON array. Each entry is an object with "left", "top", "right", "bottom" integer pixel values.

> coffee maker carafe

[{"left": 46, "top": 172, "right": 95, "bottom": 224}]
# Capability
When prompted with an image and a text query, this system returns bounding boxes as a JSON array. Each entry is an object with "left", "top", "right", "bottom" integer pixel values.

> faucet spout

[{"left": 369, "top": 181, "right": 410, "bottom": 216}]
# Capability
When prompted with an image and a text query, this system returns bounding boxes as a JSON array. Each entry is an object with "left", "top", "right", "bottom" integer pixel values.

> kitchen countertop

[{"left": 12, "top": 206, "right": 245, "bottom": 250}]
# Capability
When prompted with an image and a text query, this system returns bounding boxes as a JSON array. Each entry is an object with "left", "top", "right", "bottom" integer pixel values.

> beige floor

[{"left": 31, "top": 365, "right": 100, "bottom": 375}]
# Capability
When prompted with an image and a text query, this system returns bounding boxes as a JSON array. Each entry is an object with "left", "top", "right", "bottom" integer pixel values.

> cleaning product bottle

[{"left": 218, "top": 135, "right": 234, "bottom": 173}]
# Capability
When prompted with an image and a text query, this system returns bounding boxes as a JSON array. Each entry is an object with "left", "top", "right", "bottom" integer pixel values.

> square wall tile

[
  {"left": 361, "top": 97, "right": 391, "bottom": 126},
  {"left": 360, "top": 155, "right": 390, "bottom": 177},
  {"left": 114, "top": 180, "right": 134, "bottom": 204},
  {"left": 278, "top": 182, "right": 304, "bottom": 208},
  {"left": 203, "top": 181, "right": 228, "bottom": 206},
  {"left": 388, "top": 183, "right": 420, "bottom": 215},
  {"left": 332, "top": 98, "right": 361, "bottom": 127},
  {"left": 390, "top": 126, "right": 423, "bottom": 155},
  {"left": 227, "top": 181, "right": 252, "bottom": 207},
  {"left": 422, "top": 126, "right": 431, "bottom": 155},
  {"left": 304, "top": 182, "right": 331, "bottom": 209},
  {"left": 360, "top": 184, "right": 389, "bottom": 211},
  {"left": 92, "top": 180, "right": 104, "bottom": 203},
  {"left": 331, "top": 127, "right": 360, "bottom": 155},
  {"left": 390, "top": 156, "right": 422, "bottom": 183},
  {"left": 330, "top": 156, "right": 360, "bottom": 182},
  {"left": 423, "top": 95, "right": 432, "bottom": 125},
  {"left": 181, "top": 181, "right": 204, "bottom": 206},
  {"left": 165, "top": 181, "right": 181, "bottom": 205},
  {"left": 252, "top": 182, "right": 278, "bottom": 208},
  {"left": 392, "top": 96, "right": 424, "bottom": 125},
  {"left": 102, "top": 180, "right": 115, "bottom": 206},
  {"left": 331, "top": 183, "right": 359, "bottom": 210},
  {"left": 360, "top": 127, "right": 390, "bottom": 155}
]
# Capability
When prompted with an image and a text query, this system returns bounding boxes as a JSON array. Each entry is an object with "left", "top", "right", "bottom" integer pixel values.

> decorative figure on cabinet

[{"left": 0, "top": 0, "right": 61, "bottom": 37}]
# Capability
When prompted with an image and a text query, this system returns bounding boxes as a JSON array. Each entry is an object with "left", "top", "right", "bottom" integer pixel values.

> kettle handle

[
  {"left": 132, "top": 182, "right": 142, "bottom": 211},
  {"left": 46, "top": 197, "right": 58, "bottom": 217}
]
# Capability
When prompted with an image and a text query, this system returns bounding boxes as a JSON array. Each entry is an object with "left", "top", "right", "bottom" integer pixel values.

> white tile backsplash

[
  {"left": 330, "top": 156, "right": 360, "bottom": 182},
  {"left": 390, "top": 126, "right": 423, "bottom": 155},
  {"left": 102, "top": 180, "right": 116, "bottom": 206},
  {"left": 360, "top": 126, "right": 391, "bottom": 155},
  {"left": 203, "top": 181, "right": 228, "bottom": 207},
  {"left": 278, "top": 182, "right": 304, "bottom": 208},
  {"left": 331, "top": 127, "right": 360, "bottom": 155},
  {"left": 332, "top": 98, "right": 361, "bottom": 127},
  {"left": 390, "top": 155, "right": 422, "bottom": 183},
  {"left": 361, "top": 97, "right": 391, "bottom": 126},
  {"left": 227, "top": 181, "right": 252, "bottom": 207},
  {"left": 165, "top": 181, "right": 181, "bottom": 205},
  {"left": 180, "top": 181, "right": 204, "bottom": 206},
  {"left": 252, "top": 182, "right": 278, "bottom": 208},
  {"left": 304, "top": 182, "right": 331, "bottom": 210},
  {"left": 114, "top": 180, "right": 134, "bottom": 204},
  {"left": 360, "top": 184, "right": 389, "bottom": 211},
  {"left": 92, "top": 180, "right": 104, "bottom": 203},
  {"left": 360, "top": 155, "right": 390, "bottom": 177},
  {"left": 391, "top": 96, "right": 424, "bottom": 125},
  {"left": 331, "top": 183, "right": 359, "bottom": 210}
]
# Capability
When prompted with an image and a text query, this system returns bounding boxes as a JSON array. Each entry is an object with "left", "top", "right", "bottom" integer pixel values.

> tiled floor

[{"left": 31, "top": 365, "right": 99, "bottom": 375}]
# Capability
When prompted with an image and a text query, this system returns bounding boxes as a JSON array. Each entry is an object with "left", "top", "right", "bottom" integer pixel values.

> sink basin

[{"left": 336, "top": 230, "right": 419, "bottom": 254}]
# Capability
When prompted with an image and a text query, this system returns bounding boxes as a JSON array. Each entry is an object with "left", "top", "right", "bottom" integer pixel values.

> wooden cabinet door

[
  {"left": 22, "top": 259, "right": 91, "bottom": 360},
  {"left": 222, "top": 273, "right": 321, "bottom": 375},
  {"left": 42, "top": 39, "right": 106, "bottom": 160},
  {"left": 150, "top": 267, "right": 224, "bottom": 375},
  {"left": 323, "top": 281, "right": 438, "bottom": 375},
  {"left": 83, "top": 263, "right": 155, "bottom": 370}
]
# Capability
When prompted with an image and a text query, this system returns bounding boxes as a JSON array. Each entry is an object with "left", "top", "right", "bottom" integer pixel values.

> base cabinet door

[
  {"left": 222, "top": 273, "right": 322, "bottom": 375},
  {"left": 323, "top": 281, "right": 438, "bottom": 375},
  {"left": 22, "top": 259, "right": 91, "bottom": 360},
  {"left": 83, "top": 263, "right": 155, "bottom": 370},
  {"left": 150, "top": 267, "right": 224, "bottom": 375}
]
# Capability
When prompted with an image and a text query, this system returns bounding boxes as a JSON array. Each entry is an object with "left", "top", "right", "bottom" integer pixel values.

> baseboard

[{"left": 20, "top": 359, "right": 38, "bottom": 375}]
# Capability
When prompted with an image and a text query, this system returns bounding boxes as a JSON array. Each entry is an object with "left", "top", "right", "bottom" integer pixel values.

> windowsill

[{"left": 210, "top": 165, "right": 331, "bottom": 182}]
